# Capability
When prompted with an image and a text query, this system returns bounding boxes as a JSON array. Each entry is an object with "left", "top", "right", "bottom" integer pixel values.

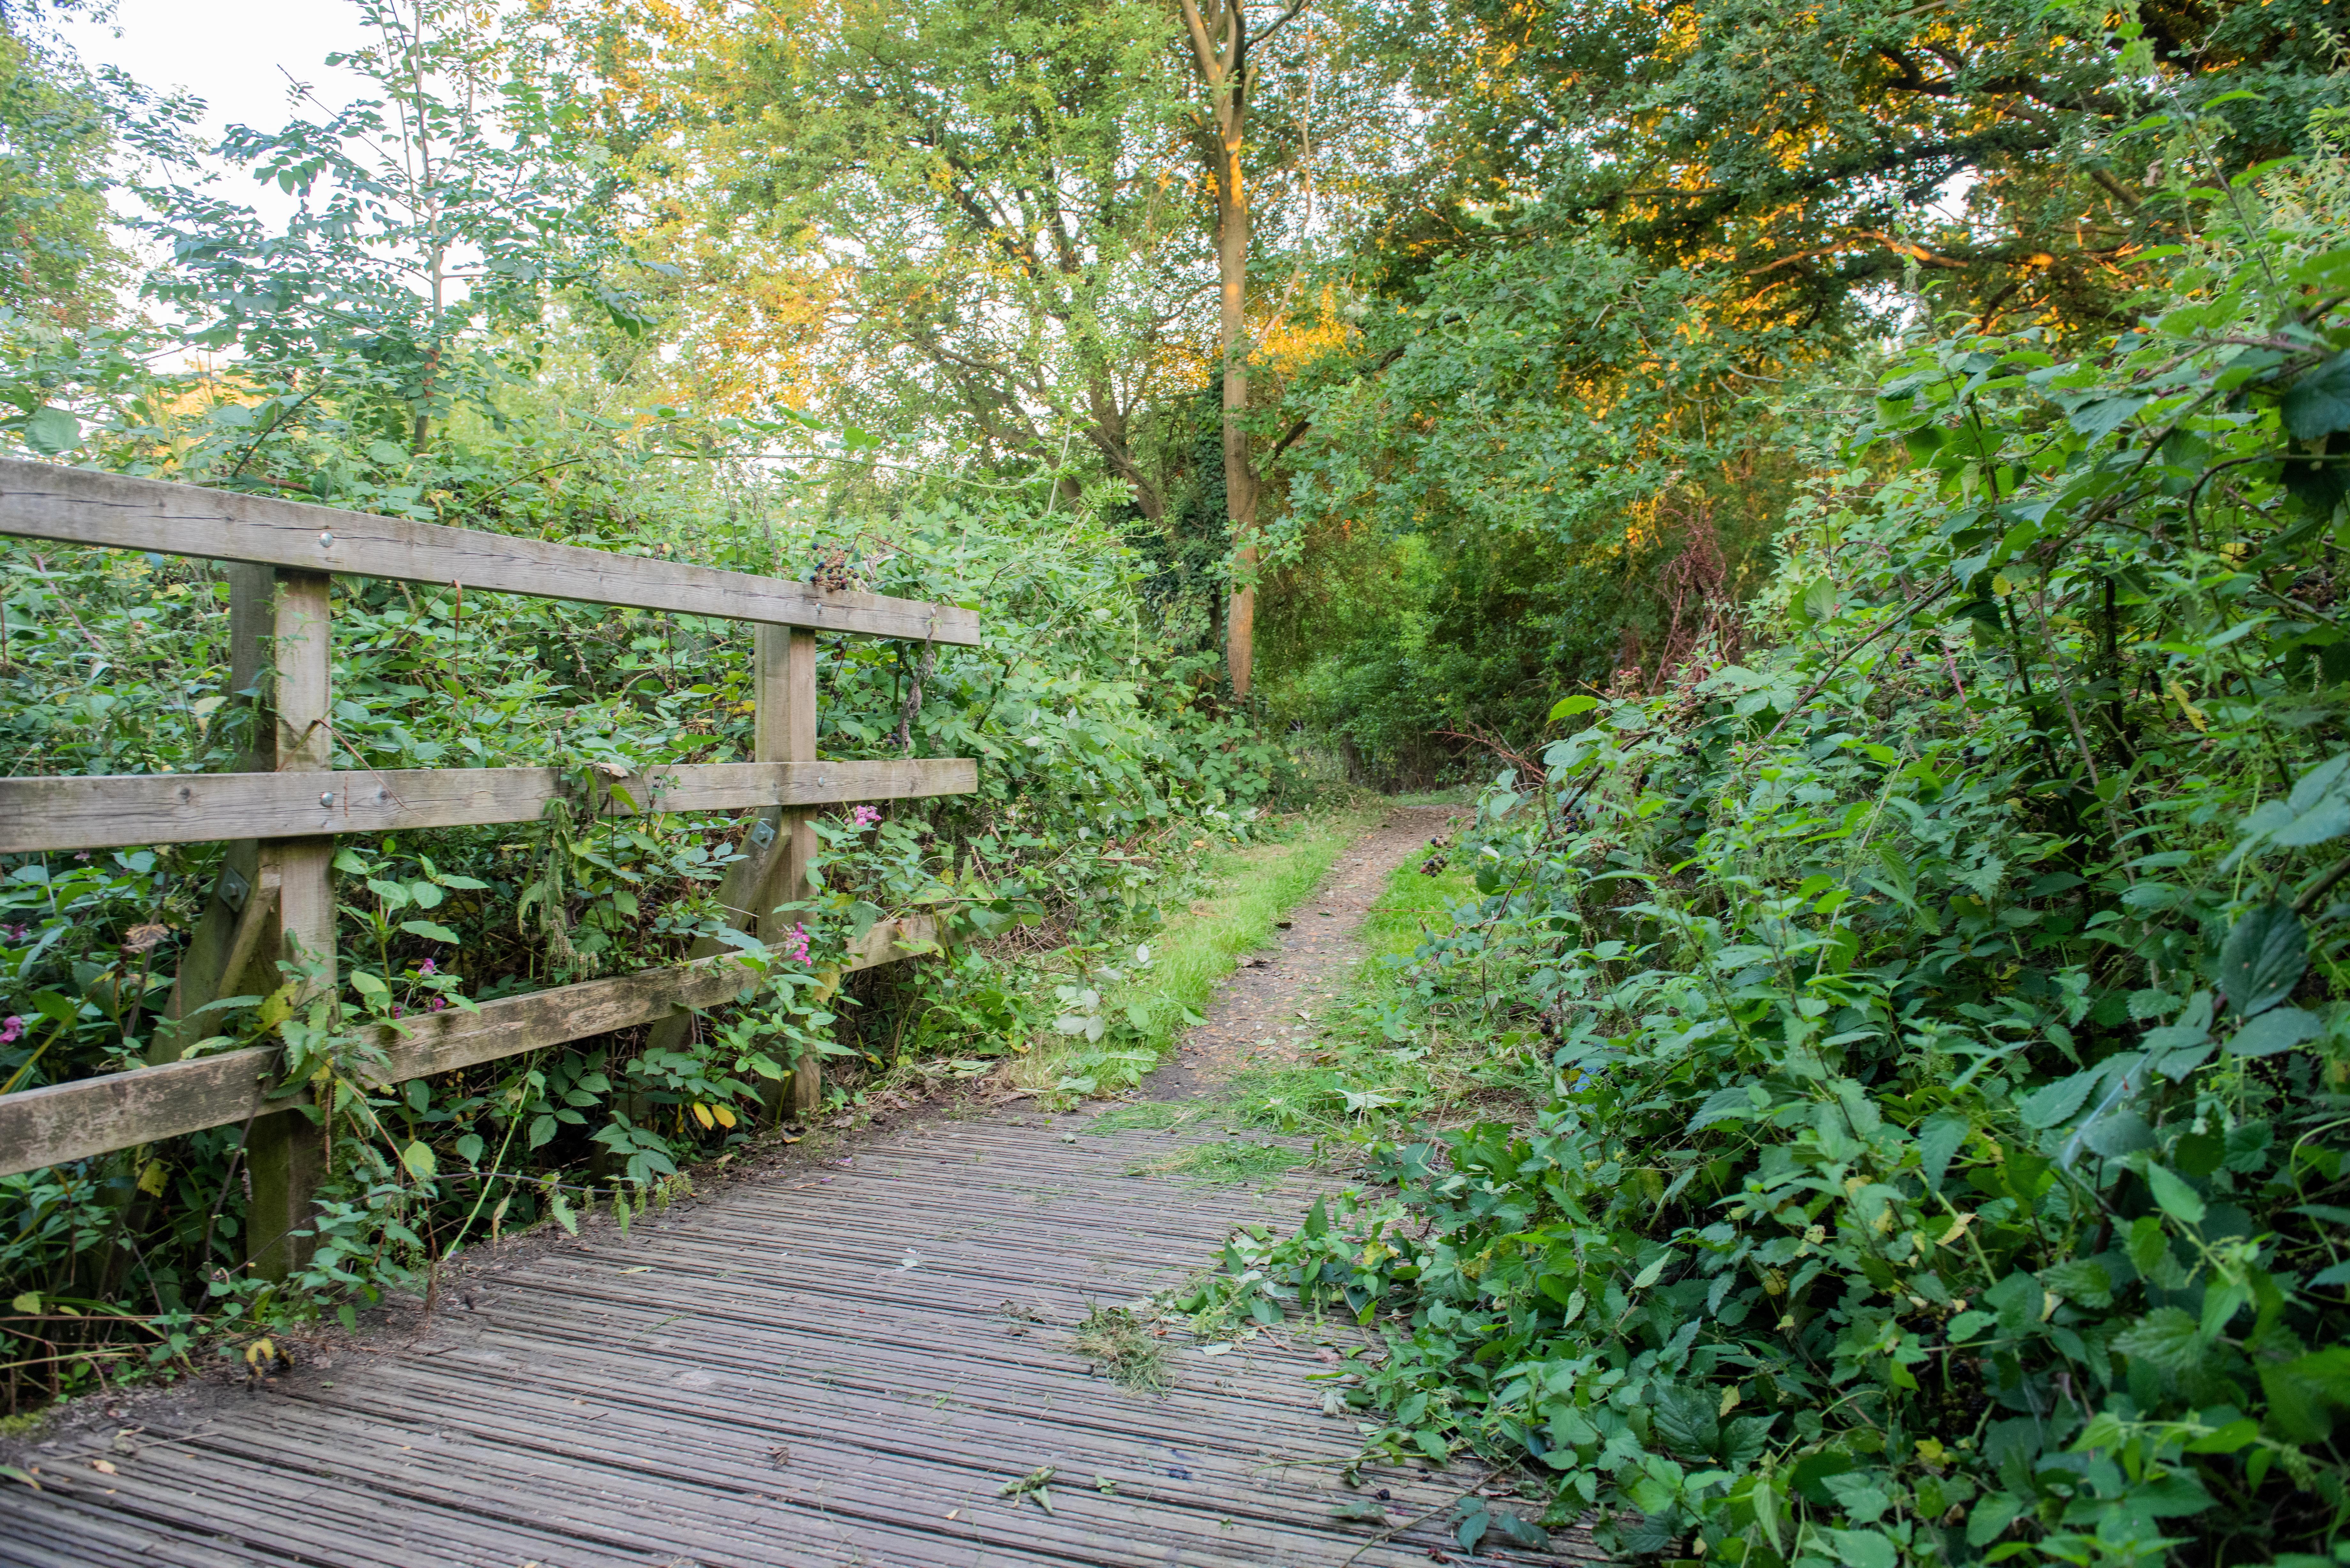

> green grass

[
  {"left": 1017, "top": 806, "right": 1380, "bottom": 1099},
  {"left": 1386, "top": 785, "right": 1480, "bottom": 806},
  {"left": 1358, "top": 856, "right": 1479, "bottom": 960},
  {"left": 1125, "top": 1136, "right": 1304, "bottom": 1186},
  {"left": 1217, "top": 854, "right": 1555, "bottom": 1139}
]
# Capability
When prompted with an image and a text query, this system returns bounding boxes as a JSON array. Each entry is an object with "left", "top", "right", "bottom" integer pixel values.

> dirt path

[
  {"left": 1148, "top": 805, "right": 1457, "bottom": 1096},
  {"left": 0, "top": 806, "right": 1596, "bottom": 1568}
]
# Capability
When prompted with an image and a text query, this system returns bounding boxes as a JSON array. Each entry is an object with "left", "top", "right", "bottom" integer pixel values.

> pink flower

[
  {"left": 419, "top": 958, "right": 436, "bottom": 975},
  {"left": 391, "top": 1004, "right": 405, "bottom": 1018},
  {"left": 428, "top": 997, "right": 447, "bottom": 1012},
  {"left": 0, "top": 1016, "right": 19, "bottom": 1045},
  {"left": 852, "top": 804, "right": 880, "bottom": 830},
  {"left": 782, "top": 922, "right": 811, "bottom": 964}
]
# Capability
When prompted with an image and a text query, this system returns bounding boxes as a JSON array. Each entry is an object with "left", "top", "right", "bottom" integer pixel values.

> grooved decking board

[{"left": 0, "top": 1114, "right": 1594, "bottom": 1567}]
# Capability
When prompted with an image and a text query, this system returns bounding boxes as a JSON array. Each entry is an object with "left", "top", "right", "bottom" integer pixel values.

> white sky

[{"left": 58, "top": 0, "right": 378, "bottom": 226}]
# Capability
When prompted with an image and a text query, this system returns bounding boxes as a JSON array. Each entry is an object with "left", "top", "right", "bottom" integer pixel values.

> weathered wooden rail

[{"left": 0, "top": 458, "right": 981, "bottom": 1277}]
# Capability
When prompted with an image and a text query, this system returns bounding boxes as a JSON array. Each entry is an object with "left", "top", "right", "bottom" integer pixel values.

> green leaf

[
  {"left": 2020, "top": 1068, "right": 2100, "bottom": 1129},
  {"left": 399, "top": 1140, "right": 437, "bottom": 1179},
  {"left": 1967, "top": 1493, "right": 2025, "bottom": 1547},
  {"left": 1689, "top": 1083, "right": 1762, "bottom": 1130},
  {"left": 2182, "top": 1418, "right": 2260, "bottom": 1453},
  {"left": 2225, "top": 1005, "right": 2323, "bottom": 1057},
  {"left": 2259, "top": 1347, "right": 2350, "bottom": 1441},
  {"left": 1490, "top": 1511, "right": 1549, "bottom": 1549},
  {"left": 1828, "top": 1529, "right": 1899, "bottom": 1568},
  {"left": 2111, "top": 1307, "right": 2202, "bottom": 1373},
  {"left": 2068, "top": 395, "right": 2149, "bottom": 438},
  {"left": 1548, "top": 694, "right": 1598, "bottom": 720},
  {"left": 348, "top": 969, "right": 390, "bottom": 998},
  {"left": 2132, "top": 1471, "right": 2214, "bottom": 1518},
  {"left": 1653, "top": 1385, "right": 1720, "bottom": 1456},
  {"left": 2241, "top": 755, "right": 2350, "bottom": 848},
  {"left": 366, "top": 877, "right": 414, "bottom": 910},
  {"left": 2041, "top": 1259, "right": 2113, "bottom": 1308},
  {"left": 1944, "top": 1309, "right": 1993, "bottom": 1342},
  {"left": 23, "top": 406, "right": 79, "bottom": 454},
  {"left": 548, "top": 1190, "right": 579, "bottom": 1236},
  {"left": 400, "top": 919, "right": 461, "bottom": 944},
  {"left": 2282, "top": 349, "right": 2350, "bottom": 441},
  {"left": 2147, "top": 1165, "right": 2207, "bottom": 1225},
  {"left": 1454, "top": 1507, "right": 1489, "bottom": 1553},
  {"left": 2218, "top": 903, "right": 2306, "bottom": 1017}
]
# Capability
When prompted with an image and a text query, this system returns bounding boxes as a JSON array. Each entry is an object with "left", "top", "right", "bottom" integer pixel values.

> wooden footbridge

[
  {"left": 0, "top": 1109, "right": 1591, "bottom": 1566},
  {"left": 0, "top": 464, "right": 1585, "bottom": 1566}
]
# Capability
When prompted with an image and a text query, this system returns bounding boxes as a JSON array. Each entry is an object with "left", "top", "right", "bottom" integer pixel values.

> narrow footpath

[{"left": 0, "top": 807, "right": 1591, "bottom": 1568}]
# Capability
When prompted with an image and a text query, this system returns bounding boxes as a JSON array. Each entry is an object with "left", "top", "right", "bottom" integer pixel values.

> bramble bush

[{"left": 1195, "top": 138, "right": 2350, "bottom": 1566}]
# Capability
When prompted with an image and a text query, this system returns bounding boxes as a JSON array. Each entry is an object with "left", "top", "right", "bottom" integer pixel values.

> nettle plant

[{"left": 1203, "top": 175, "right": 2350, "bottom": 1564}]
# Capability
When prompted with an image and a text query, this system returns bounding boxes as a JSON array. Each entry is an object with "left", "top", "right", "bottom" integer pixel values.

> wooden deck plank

[{"left": 0, "top": 1112, "right": 1589, "bottom": 1567}]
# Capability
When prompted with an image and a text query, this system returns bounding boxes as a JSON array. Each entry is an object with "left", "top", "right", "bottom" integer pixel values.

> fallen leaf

[
  {"left": 89, "top": 1459, "right": 116, "bottom": 1475},
  {"left": 619, "top": 1266, "right": 652, "bottom": 1274}
]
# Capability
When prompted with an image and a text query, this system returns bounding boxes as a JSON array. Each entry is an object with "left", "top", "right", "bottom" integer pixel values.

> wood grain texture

[
  {"left": 0, "top": 916, "right": 943, "bottom": 1177},
  {"left": 0, "top": 758, "right": 978, "bottom": 851},
  {"left": 0, "top": 458, "right": 980, "bottom": 643},
  {"left": 0, "top": 1114, "right": 1592, "bottom": 1566}
]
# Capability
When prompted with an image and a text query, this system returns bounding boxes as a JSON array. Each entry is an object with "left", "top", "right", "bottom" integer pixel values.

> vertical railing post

[
  {"left": 757, "top": 626, "right": 821, "bottom": 1114},
  {"left": 243, "top": 569, "right": 334, "bottom": 1282},
  {"left": 151, "top": 563, "right": 277, "bottom": 1064}
]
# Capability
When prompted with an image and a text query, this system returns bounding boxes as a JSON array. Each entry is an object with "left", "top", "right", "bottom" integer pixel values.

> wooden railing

[{"left": 0, "top": 459, "right": 981, "bottom": 1276}]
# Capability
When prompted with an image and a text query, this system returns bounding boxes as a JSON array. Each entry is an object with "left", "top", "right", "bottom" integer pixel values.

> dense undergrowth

[{"left": 1194, "top": 156, "right": 2350, "bottom": 1566}]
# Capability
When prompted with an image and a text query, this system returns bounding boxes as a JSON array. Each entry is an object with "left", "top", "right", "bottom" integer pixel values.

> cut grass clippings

[
  {"left": 1084, "top": 1098, "right": 1200, "bottom": 1133},
  {"left": 1069, "top": 1303, "right": 1169, "bottom": 1393},
  {"left": 1125, "top": 1136, "right": 1303, "bottom": 1187}
]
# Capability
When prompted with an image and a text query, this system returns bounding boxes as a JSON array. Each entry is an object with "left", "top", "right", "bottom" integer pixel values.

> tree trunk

[
  {"left": 1183, "top": 0, "right": 1284, "bottom": 701},
  {"left": 1217, "top": 134, "right": 1257, "bottom": 699}
]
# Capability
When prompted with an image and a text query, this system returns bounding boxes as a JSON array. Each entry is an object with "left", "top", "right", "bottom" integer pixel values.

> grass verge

[
  {"left": 1014, "top": 805, "right": 1378, "bottom": 1101},
  {"left": 1220, "top": 850, "right": 1548, "bottom": 1139}
]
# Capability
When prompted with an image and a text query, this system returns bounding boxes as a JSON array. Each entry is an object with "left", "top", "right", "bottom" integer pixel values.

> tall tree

[
  {"left": 1353, "top": 0, "right": 2347, "bottom": 331},
  {"left": 0, "top": 5, "right": 130, "bottom": 328},
  {"left": 1176, "top": 0, "right": 1309, "bottom": 698},
  {"left": 654, "top": 0, "right": 1200, "bottom": 518}
]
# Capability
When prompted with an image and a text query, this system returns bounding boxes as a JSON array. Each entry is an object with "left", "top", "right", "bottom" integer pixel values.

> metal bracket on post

[
  {"left": 216, "top": 864, "right": 251, "bottom": 915},
  {"left": 748, "top": 816, "right": 778, "bottom": 852}
]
